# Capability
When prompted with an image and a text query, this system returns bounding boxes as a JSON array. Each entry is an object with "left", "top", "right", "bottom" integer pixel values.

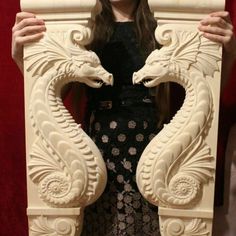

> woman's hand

[
  {"left": 198, "top": 11, "right": 236, "bottom": 89},
  {"left": 11, "top": 12, "right": 46, "bottom": 73},
  {"left": 198, "top": 11, "right": 236, "bottom": 57}
]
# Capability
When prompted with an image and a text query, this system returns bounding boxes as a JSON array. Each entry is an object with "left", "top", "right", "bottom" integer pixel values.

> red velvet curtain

[
  {"left": 0, "top": 1, "right": 27, "bottom": 235},
  {"left": 0, "top": 1, "right": 235, "bottom": 235}
]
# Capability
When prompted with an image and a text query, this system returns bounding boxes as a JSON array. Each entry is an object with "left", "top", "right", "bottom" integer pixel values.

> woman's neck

[{"left": 110, "top": 0, "right": 137, "bottom": 22}]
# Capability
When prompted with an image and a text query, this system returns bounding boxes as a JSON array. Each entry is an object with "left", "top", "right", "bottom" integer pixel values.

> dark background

[{"left": 0, "top": 0, "right": 236, "bottom": 235}]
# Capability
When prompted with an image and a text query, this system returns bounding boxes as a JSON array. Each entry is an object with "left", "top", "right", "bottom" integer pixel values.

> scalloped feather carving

[
  {"left": 178, "top": 137, "right": 214, "bottom": 183},
  {"left": 28, "top": 140, "right": 67, "bottom": 182}
]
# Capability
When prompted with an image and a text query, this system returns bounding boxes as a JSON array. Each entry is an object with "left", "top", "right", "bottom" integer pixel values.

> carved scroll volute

[
  {"left": 133, "top": 1, "right": 225, "bottom": 235},
  {"left": 21, "top": 0, "right": 112, "bottom": 235}
]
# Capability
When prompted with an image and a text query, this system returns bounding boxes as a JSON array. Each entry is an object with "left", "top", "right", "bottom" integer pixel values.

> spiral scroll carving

[
  {"left": 133, "top": 24, "right": 221, "bottom": 207},
  {"left": 169, "top": 175, "right": 200, "bottom": 202},
  {"left": 39, "top": 173, "right": 72, "bottom": 205},
  {"left": 25, "top": 26, "right": 113, "bottom": 207},
  {"left": 30, "top": 216, "right": 79, "bottom": 236},
  {"left": 162, "top": 218, "right": 209, "bottom": 236}
]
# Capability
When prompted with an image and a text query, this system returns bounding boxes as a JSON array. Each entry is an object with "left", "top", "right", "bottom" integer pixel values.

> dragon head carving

[
  {"left": 68, "top": 50, "right": 113, "bottom": 88},
  {"left": 133, "top": 49, "right": 171, "bottom": 87},
  {"left": 24, "top": 29, "right": 114, "bottom": 88},
  {"left": 133, "top": 28, "right": 221, "bottom": 88}
]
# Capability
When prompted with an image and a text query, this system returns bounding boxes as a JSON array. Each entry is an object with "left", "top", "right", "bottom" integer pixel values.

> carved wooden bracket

[
  {"left": 21, "top": 0, "right": 224, "bottom": 235},
  {"left": 21, "top": 0, "right": 113, "bottom": 235},
  {"left": 133, "top": 1, "right": 225, "bottom": 235}
]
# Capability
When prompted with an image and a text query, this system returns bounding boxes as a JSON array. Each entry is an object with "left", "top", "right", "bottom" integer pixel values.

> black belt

[{"left": 98, "top": 97, "right": 153, "bottom": 110}]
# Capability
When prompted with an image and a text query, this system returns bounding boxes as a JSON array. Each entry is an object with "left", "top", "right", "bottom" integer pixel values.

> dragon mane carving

[
  {"left": 133, "top": 24, "right": 221, "bottom": 207},
  {"left": 25, "top": 25, "right": 113, "bottom": 207}
]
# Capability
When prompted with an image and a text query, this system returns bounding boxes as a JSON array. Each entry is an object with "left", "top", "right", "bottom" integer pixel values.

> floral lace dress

[{"left": 81, "top": 22, "right": 161, "bottom": 236}]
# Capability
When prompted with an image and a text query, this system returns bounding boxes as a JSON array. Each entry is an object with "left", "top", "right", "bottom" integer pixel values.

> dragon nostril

[{"left": 108, "top": 74, "right": 114, "bottom": 85}]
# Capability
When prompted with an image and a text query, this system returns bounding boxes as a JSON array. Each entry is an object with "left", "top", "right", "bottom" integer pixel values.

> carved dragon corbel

[
  {"left": 133, "top": 24, "right": 221, "bottom": 208},
  {"left": 25, "top": 25, "right": 113, "bottom": 208}
]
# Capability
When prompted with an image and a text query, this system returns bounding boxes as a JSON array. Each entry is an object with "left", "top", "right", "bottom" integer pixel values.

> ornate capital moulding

[
  {"left": 21, "top": 0, "right": 113, "bottom": 235},
  {"left": 133, "top": 0, "right": 225, "bottom": 235}
]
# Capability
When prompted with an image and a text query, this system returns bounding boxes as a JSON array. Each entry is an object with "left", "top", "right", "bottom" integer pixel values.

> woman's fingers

[
  {"left": 15, "top": 12, "right": 36, "bottom": 24},
  {"left": 198, "top": 11, "right": 236, "bottom": 55},
  {"left": 13, "top": 17, "right": 45, "bottom": 34},
  {"left": 200, "top": 11, "right": 231, "bottom": 26},
  {"left": 12, "top": 12, "right": 46, "bottom": 72},
  {"left": 199, "top": 12, "right": 233, "bottom": 30},
  {"left": 198, "top": 24, "right": 232, "bottom": 37},
  {"left": 209, "top": 11, "right": 231, "bottom": 22},
  {"left": 200, "top": 16, "right": 229, "bottom": 29},
  {"left": 200, "top": 32, "right": 231, "bottom": 45},
  {"left": 13, "top": 24, "right": 46, "bottom": 38},
  {"left": 15, "top": 32, "right": 45, "bottom": 45},
  {"left": 12, "top": 13, "right": 46, "bottom": 48}
]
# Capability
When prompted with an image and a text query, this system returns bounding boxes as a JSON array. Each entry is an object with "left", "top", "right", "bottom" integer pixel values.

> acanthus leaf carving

[
  {"left": 28, "top": 140, "right": 68, "bottom": 183},
  {"left": 178, "top": 137, "right": 214, "bottom": 184},
  {"left": 165, "top": 137, "right": 214, "bottom": 205},
  {"left": 30, "top": 216, "right": 78, "bottom": 236},
  {"left": 162, "top": 218, "right": 209, "bottom": 236}
]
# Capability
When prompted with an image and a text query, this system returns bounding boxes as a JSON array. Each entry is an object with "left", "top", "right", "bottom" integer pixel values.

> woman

[
  {"left": 82, "top": 1, "right": 163, "bottom": 235},
  {"left": 12, "top": 0, "right": 236, "bottom": 235}
]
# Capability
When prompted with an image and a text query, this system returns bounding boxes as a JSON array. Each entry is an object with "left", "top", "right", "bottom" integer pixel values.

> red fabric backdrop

[
  {"left": 0, "top": 1, "right": 27, "bottom": 235},
  {"left": 0, "top": 1, "right": 235, "bottom": 235}
]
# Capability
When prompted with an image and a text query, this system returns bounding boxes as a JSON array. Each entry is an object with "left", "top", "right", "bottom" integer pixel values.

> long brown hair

[
  {"left": 89, "top": 0, "right": 157, "bottom": 56},
  {"left": 89, "top": 0, "right": 170, "bottom": 127}
]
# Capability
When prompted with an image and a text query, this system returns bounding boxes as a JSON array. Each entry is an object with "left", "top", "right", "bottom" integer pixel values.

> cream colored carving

[
  {"left": 25, "top": 27, "right": 112, "bottom": 208},
  {"left": 162, "top": 218, "right": 209, "bottom": 236},
  {"left": 133, "top": 0, "right": 224, "bottom": 235},
  {"left": 21, "top": 0, "right": 113, "bottom": 235},
  {"left": 22, "top": 0, "right": 224, "bottom": 235},
  {"left": 29, "top": 216, "right": 80, "bottom": 236},
  {"left": 133, "top": 25, "right": 220, "bottom": 207}
]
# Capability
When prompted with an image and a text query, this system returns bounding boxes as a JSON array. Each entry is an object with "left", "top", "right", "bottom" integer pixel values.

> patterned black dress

[{"left": 82, "top": 22, "right": 161, "bottom": 236}]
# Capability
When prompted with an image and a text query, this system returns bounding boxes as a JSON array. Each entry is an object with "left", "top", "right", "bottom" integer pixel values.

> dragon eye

[
  {"left": 149, "top": 61, "right": 156, "bottom": 66},
  {"left": 160, "top": 62, "right": 168, "bottom": 67}
]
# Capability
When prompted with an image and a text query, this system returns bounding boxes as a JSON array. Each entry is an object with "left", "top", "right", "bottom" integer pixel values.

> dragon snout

[
  {"left": 97, "top": 71, "right": 113, "bottom": 86},
  {"left": 105, "top": 73, "right": 114, "bottom": 86},
  {"left": 133, "top": 63, "right": 169, "bottom": 87},
  {"left": 133, "top": 71, "right": 145, "bottom": 85}
]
